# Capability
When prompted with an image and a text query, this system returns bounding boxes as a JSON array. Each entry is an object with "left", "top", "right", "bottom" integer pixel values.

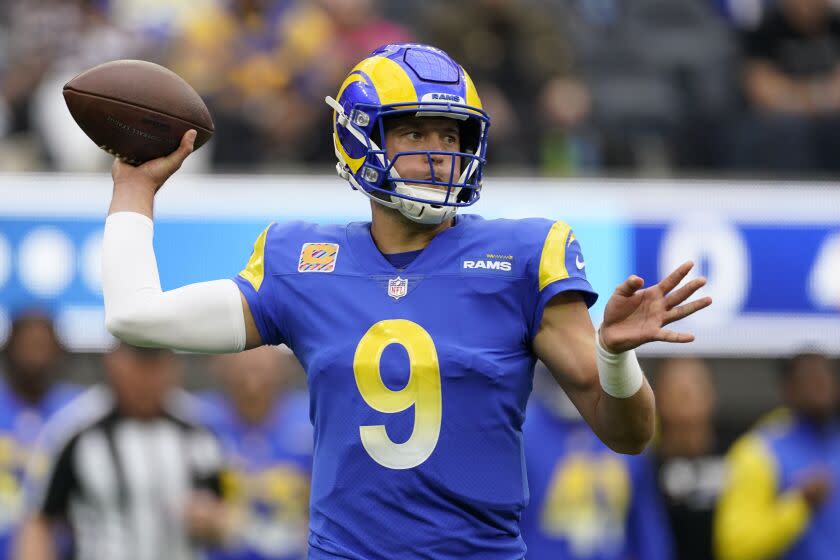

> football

[{"left": 63, "top": 60, "right": 214, "bottom": 166}]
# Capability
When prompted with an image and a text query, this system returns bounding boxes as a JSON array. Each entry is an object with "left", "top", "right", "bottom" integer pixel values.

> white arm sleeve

[{"left": 102, "top": 211, "right": 247, "bottom": 353}]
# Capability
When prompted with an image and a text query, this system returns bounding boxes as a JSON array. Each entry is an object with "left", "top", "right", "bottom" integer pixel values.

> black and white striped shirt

[{"left": 32, "top": 387, "right": 223, "bottom": 560}]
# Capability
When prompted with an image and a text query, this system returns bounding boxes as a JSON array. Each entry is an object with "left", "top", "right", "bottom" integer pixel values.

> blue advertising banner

[{"left": 1, "top": 175, "right": 838, "bottom": 355}]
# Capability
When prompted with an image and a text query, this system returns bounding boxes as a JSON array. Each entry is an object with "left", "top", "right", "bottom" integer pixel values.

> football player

[
  {"left": 200, "top": 346, "right": 311, "bottom": 560},
  {"left": 521, "top": 365, "right": 673, "bottom": 560},
  {"left": 0, "top": 311, "right": 80, "bottom": 559},
  {"left": 101, "top": 43, "right": 711, "bottom": 559}
]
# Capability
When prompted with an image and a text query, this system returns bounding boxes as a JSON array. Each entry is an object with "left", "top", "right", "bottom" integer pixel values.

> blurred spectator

[
  {"left": 1, "top": 0, "right": 153, "bottom": 171},
  {"left": 520, "top": 365, "right": 673, "bottom": 560},
  {"left": 714, "top": 0, "right": 768, "bottom": 28},
  {"left": 15, "top": 344, "right": 227, "bottom": 560},
  {"left": 169, "top": 0, "right": 411, "bottom": 170},
  {"left": 417, "top": 0, "right": 596, "bottom": 173},
  {"left": 200, "top": 346, "right": 311, "bottom": 560},
  {"left": 107, "top": 0, "right": 219, "bottom": 45},
  {"left": 548, "top": 0, "right": 737, "bottom": 174},
  {"left": 730, "top": 0, "right": 840, "bottom": 173},
  {"left": 714, "top": 352, "right": 840, "bottom": 560},
  {"left": 314, "top": 0, "right": 412, "bottom": 65},
  {"left": 0, "top": 311, "right": 79, "bottom": 560},
  {"left": 168, "top": 0, "right": 302, "bottom": 169},
  {"left": 653, "top": 358, "right": 726, "bottom": 560},
  {"left": 270, "top": 0, "right": 412, "bottom": 166}
]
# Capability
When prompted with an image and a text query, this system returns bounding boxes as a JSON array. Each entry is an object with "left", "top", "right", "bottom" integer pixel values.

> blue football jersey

[
  {"left": 520, "top": 399, "right": 673, "bottom": 560},
  {"left": 233, "top": 214, "right": 597, "bottom": 560},
  {"left": 199, "top": 391, "right": 312, "bottom": 560},
  {"left": 0, "top": 379, "right": 80, "bottom": 559}
]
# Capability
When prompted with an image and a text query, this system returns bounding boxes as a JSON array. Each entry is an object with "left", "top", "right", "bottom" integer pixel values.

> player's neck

[
  {"left": 233, "top": 399, "right": 273, "bottom": 426},
  {"left": 369, "top": 202, "right": 454, "bottom": 254},
  {"left": 5, "top": 371, "right": 51, "bottom": 406},
  {"left": 658, "top": 422, "right": 715, "bottom": 457}
]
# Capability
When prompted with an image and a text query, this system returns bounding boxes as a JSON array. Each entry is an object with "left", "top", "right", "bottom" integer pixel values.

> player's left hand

[{"left": 599, "top": 261, "right": 712, "bottom": 353}]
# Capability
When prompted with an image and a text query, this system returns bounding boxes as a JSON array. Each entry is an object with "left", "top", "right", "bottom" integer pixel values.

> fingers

[
  {"left": 655, "top": 329, "right": 695, "bottom": 343},
  {"left": 665, "top": 277, "right": 707, "bottom": 308},
  {"left": 657, "top": 261, "right": 694, "bottom": 294},
  {"left": 167, "top": 129, "right": 196, "bottom": 167},
  {"left": 111, "top": 157, "right": 122, "bottom": 179},
  {"left": 142, "top": 129, "right": 195, "bottom": 181},
  {"left": 663, "top": 296, "right": 713, "bottom": 325},
  {"left": 615, "top": 275, "right": 645, "bottom": 297}
]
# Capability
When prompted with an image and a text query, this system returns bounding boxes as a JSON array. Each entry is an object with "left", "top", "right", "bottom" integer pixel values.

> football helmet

[{"left": 325, "top": 43, "right": 490, "bottom": 224}]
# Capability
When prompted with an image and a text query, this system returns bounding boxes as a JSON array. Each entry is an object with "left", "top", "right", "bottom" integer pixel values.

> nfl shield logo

[{"left": 387, "top": 277, "right": 408, "bottom": 300}]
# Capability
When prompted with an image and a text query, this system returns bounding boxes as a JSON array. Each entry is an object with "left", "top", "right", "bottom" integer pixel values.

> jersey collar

[{"left": 344, "top": 215, "right": 475, "bottom": 273}]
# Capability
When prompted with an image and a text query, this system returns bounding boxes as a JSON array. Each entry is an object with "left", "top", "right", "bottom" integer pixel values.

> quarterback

[{"left": 101, "top": 44, "right": 710, "bottom": 559}]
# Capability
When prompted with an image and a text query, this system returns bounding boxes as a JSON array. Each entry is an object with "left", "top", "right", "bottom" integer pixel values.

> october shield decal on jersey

[{"left": 298, "top": 243, "right": 339, "bottom": 272}]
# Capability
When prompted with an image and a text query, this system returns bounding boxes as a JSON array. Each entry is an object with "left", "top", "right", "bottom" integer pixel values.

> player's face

[
  {"left": 6, "top": 318, "right": 62, "bottom": 391},
  {"left": 215, "top": 347, "right": 290, "bottom": 424},
  {"left": 655, "top": 358, "right": 716, "bottom": 425},
  {"left": 785, "top": 356, "right": 838, "bottom": 424},
  {"left": 105, "top": 347, "right": 178, "bottom": 418},
  {"left": 384, "top": 116, "right": 462, "bottom": 188}
]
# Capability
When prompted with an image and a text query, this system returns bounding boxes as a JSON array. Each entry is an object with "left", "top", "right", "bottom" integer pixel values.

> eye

[
  {"left": 444, "top": 134, "right": 459, "bottom": 145},
  {"left": 407, "top": 130, "right": 423, "bottom": 141}
]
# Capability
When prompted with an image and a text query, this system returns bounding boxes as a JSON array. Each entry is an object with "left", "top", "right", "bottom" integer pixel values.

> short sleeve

[
  {"left": 232, "top": 223, "right": 286, "bottom": 345},
  {"left": 530, "top": 220, "right": 598, "bottom": 334}
]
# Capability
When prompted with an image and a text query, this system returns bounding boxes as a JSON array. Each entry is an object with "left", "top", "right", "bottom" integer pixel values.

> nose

[{"left": 427, "top": 135, "right": 446, "bottom": 159}]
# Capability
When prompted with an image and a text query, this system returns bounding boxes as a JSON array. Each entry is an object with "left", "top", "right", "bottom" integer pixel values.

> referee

[{"left": 15, "top": 344, "right": 229, "bottom": 560}]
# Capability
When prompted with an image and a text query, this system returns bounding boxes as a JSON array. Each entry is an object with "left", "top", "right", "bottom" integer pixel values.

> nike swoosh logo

[{"left": 575, "top": 255, "right": 585, "bottom": 270}]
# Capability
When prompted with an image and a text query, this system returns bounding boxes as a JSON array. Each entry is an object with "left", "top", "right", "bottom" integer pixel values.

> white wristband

[{"left": 595, "top": 332, "right": 644, "bottom": 398}]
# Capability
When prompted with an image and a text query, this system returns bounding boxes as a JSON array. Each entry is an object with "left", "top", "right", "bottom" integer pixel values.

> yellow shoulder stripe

[
  {"left": 538, "top": 221, "right": 572, "bottom": 291},
  {"left": 239, "top": 224, "right": 272, "bottom": 292}
]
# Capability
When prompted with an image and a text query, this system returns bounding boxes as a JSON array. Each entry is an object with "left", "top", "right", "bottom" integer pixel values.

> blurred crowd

[
  {"left": 1, "top": 310, "right": 839, "bottom": 559},
  {"left": 1, "top": 311, "right": 313, "bottom": 560},
  {"left": 3, "top": 0, "right": 840, "bottom": 177}
]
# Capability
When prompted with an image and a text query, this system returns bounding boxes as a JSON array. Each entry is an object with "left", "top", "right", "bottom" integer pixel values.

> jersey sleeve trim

[
  {"left": 38, "top": 433, "right": 81, "bottom": 519},
  {"left": 239, "top": 223, "right": 272, "bottom": 292},
  {"left": 233, "top": 223, "right": 286, "bottom": 345},
  {"left": 233, "top": 275, "right": 280, "bottom": 345},
  {"left": 532, "top": 277, "right": 599, "bottom": 338},
  {"left": 538, "top": 221, "right": 572, "bottom": 291}
]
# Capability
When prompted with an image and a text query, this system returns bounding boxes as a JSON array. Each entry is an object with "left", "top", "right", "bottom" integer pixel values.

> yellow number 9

[{"left": 353, "top": 320, "right": 442, "bottom": 469}]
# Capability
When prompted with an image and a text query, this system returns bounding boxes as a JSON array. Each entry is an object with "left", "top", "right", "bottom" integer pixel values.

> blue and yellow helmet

[{"left": 325, "top": 43, "right": 490, "bottom": 224}]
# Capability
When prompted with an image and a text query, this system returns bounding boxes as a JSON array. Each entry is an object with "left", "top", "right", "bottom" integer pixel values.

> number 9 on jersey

[{"left": 353, "top": 320, "right": 443, "bottom": 469}]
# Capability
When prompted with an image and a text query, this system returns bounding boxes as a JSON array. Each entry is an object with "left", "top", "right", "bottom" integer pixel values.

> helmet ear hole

[
  {"left": 370, "top": 127, "right": 382, "bottom": 149},
  {"left": 373, "top": 114, "right": 401, "bottom": 149},
  {"left": 459, "top": 119, "right": 481, "bottom": 155}
]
